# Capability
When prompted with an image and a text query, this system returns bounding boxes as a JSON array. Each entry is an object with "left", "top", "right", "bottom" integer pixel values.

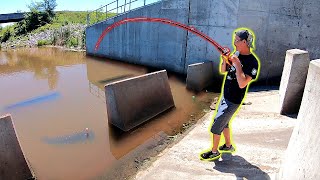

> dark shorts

[{"left": 210, "top": 96, "right": 240, "bottom": 135}]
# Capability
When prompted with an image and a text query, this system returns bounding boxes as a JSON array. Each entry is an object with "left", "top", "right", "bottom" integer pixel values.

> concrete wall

[
  {"left": 87, "top": 0, "right": 320, "bottom": 84},
  {"left": 279, "top": 59, "right": 320, "bottom": 179},
  {"left": 279, "top": 49, "right": 309, "bottom": 115},
  {"left": 186, "top": 61, "right": 215, "bottom": 91},
  {"left": 240, "top": 0, "right": 320, "bottom": 83},
  {"left": 105, "top": 70, "right": 175, "bottom": 131},
  {"left": 186, "top": 0, "right": 239, "bottom": 81},
  {"left": 0, "top": 114, "right": 34, "bottom": 179},
  {"left": 87, "top": 1, "right": 189, "bottom": 74}
]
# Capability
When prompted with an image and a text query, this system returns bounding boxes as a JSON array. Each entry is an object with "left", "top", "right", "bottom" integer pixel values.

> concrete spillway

[{"left": 86, "top": 0, "right": 320, "bottom": 84}]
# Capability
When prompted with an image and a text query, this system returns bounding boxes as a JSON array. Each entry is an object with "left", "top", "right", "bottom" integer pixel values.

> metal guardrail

[{"left": 87, "top": 0, "right": 161, "bottom": 25}]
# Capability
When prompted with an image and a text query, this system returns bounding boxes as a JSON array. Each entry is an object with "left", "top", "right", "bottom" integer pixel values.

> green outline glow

[{"left": 205, "top": 27, "right": 261, "bottom": 155}]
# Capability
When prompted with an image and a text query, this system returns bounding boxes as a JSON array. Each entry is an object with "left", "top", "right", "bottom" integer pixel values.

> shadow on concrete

[
  {"left": 282, "top": 113, "right": 298, "bottom": 119},
  {"left": 213, "top": 154, "right": 271, "bottom": 180},
  {"left": 98, "top": 74, "right": 134, "bottom": 84},
  {"left": 248, "top": 85, "right": 279, "bottom": 92}
]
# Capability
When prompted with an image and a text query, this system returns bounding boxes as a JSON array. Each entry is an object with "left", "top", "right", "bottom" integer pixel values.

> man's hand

[
  {"left": 229, "top": 55, "right": 252, "bottom": 88},
  {"left": 220, "top": 56, "right": 229, "bottom": 73},
  {"left": 229, "top": 55, "right": 242, "bottom": 70}
]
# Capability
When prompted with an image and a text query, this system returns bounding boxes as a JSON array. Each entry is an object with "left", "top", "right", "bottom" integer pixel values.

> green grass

[
  {"left": 0, "top": 25, "right": 15, "bottom": 42},
  {"left": 54, "top": 11, "right": 88, "bottom": 24},
  {"left": 67, "top": 37, "right": 79, "bottom": 47},
  {"left": 37, "top": 39, "right": 52, "bottom": 46},
  {"left": 53, "top": 11, "right": 117, "bottom": 25}
]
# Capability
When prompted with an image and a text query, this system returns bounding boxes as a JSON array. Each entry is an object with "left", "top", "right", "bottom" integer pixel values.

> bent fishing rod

[{"left": 94, "top": 17, "right": 234, "bottom": 65}]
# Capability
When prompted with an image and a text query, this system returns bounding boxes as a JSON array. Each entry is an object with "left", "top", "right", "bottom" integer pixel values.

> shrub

[
  {"left": 1, "top": 28, "right": 12, "bottom": 42},
  {"left": 37, "top": 39, "right": 51, "bottom": 46},
  {"left": 67, "top": 37, "right": 78, "bottom": 47}
]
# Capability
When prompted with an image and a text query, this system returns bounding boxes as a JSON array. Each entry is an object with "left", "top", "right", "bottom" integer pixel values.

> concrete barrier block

[
  {"left": 105, "top": 70, "right": 175, "bottom": 131},
  {"left": 186, "top": 61, "right": 214, "bottom": 92},
  {"left": 279, "top": 59, "right": 320, "bottom": 179},
  {"left": 279, "top": 49, "right": 310, "bottom": 115},
  {"left": 0, "top": 114, "right": 34, "bottom": 179}
]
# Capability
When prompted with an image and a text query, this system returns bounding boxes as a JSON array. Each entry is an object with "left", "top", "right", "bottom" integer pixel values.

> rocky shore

[{"left": 1, "top": 24, "right": 86, "bottom": 51}]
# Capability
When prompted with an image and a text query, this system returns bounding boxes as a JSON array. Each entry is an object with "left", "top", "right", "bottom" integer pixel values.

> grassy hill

[
  {"left": 54, "top": 11, "right": 116, "bottom": 25},
  {"left": 27, "top": 11, "right": 116, "bottom": 34},
  {"left": 0, "top": 11, "right": 116, "bottom": 49}
]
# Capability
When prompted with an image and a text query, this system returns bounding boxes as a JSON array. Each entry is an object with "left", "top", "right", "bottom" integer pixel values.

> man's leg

[
  {"left": 222, "top": 127, "right": 231, "bottom": 147},
  {"left": 200, "top": 134, "right": 221, "bottom": 160},
  {"left": 219, "top": 127, "right": 235, "bottom": 152},
  {"left": 200, "top": 98, "right": 238, "bottom": 160},
  {"left": 212, "top": 134, "right": 221, "bottom": 152},
  {"left": 200, "top": 98, "right": 227, "bottom": 160}
]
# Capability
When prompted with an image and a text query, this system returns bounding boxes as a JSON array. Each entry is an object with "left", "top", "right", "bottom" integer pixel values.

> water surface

[{"left": 0, "top": 47, "right": 217, "bottom": 179}]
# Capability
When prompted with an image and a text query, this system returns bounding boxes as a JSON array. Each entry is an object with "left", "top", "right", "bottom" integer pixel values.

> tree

[
  {"left": 42, "top": 0, "right": 57, "bottom": 18},
  {"left": 1, "top": 28, "right": 12, "bottom": 42},
  {"left": 32, "top": 0, "right": 57, "bottom": 19},
  {"left": 15, "top": 0, "right": 57, "bottom": 35}
]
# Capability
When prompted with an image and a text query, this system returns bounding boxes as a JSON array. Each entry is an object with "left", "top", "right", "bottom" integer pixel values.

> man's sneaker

[
  {"left": 200, "top": 150, "right": 221, "bottom": 161},
  {"left": 219, "top": 144, "right": 235, "bottom": 152}
]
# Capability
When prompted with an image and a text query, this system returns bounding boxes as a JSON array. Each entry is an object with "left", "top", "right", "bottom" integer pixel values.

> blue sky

[
  {"left": 0, "top": 0, "right": 159, "bottom": 14},
  {"left": 1, "top": 0, "right": 159, "bottom": 26},
  {"left": 1, "top": 0, "right": 104, "bottom": 14}
]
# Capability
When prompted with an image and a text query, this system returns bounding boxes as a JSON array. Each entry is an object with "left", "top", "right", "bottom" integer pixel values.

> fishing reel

[{"left": 220, "top": 47, "right": 233, "bottom": 66}]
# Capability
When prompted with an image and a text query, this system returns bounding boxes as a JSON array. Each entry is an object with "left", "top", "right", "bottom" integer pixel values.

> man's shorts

[{"left": 210, "top": 96, "right": 240, "bottom": 135}]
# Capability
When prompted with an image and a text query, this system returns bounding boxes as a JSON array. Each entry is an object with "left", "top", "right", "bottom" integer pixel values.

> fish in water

[
  {"left": 42, "top": 129, "right": 94, "bottom": 145},
  {"left": 5, "top": 92, "right": 60, "bottom": 110}
]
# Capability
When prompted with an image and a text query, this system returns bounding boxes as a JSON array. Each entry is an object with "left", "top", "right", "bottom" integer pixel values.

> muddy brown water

[{"left": 0, "top": 47, "right": 218, "bottom": 179}]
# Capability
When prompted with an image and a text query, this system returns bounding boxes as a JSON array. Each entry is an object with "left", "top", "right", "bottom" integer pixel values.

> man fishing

[{"left": 200, "top": 28, "right": 260, "bottom": 161}]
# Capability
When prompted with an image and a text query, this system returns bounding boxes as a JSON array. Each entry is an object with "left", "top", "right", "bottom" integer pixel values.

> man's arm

[
  {"left": 220, "top": 56, "right": 228, "bottom": 74},
  {"left": 230, "top": 56, "right": 252, "bottom": 88},
  {"left": 235, "top": 67, "right": 252, "bottom": 88}
]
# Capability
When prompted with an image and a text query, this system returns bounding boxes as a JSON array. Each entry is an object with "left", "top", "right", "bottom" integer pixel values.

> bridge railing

[{"left": 87, "top": 0, "right": 161, "bottom": 25}]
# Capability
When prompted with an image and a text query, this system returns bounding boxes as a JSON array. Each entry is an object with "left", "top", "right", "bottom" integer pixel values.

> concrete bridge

[
  {"left": 86, "top": 0, "right": 320, "bottom": 84},
  {"left": 0, "top": 13, "right": 25, "bottom": 23}
]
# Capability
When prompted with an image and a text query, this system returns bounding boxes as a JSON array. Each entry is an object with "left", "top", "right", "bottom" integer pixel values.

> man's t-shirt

[{"left": 223, "top": 54, "right": 259, "bottom": 104}]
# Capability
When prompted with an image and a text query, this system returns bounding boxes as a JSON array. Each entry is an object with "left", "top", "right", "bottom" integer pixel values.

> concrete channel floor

[{"left": 135, "top": 90, "right": 297, "bottom": 180}]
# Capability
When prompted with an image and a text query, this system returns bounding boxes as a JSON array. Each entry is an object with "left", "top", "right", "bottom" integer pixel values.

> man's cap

[{"left": 235, "top": 30, "right": 253, "bottom": 48}]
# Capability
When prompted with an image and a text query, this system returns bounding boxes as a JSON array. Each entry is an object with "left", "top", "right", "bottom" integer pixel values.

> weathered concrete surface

[
  {"left": 279, "top": 49, "right": 310, "bottom": 115},
  {"left": 186, "top": 61, "right": 215, "bottom": 92},
  {"left": 87, "top": 0, "right": 320, "bottom": 84},
  {"left": 186, "top": 0, "right": 238, "bottom": 81},
  {"left": 135, "top": 90, "right": 296, "bottom": 179},
  {"left": 87, "top": 1, "right": 189, "bottom": 74},
  {"left": 0, "top": 114, "right": 34, "bottom": 179},
  {"left": 105, "top": 70, "right": 175, "bottom": 131},
  {"left": 279, "top": 59, "right": 320, "bottom": 180}
]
